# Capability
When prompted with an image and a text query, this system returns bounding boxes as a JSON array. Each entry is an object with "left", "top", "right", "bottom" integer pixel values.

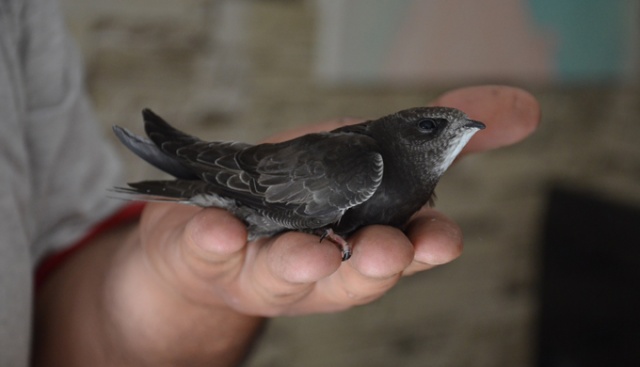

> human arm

[{"left": 34, "top": 85, "right": 540, "bottom": 366}]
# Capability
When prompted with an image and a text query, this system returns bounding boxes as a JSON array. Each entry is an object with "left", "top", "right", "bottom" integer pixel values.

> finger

[
  {"left": 348, "top": 225, "right": 415, "bottom": 279},
  {"left": 182, "top": 206, "right": 248, "bottom": 262},
  {"left": 235, "top": 231, "right": 342, "bottom": 315},
  {"left": 143, "top": 204, "right": 248, "bottom": 287},
  {"left": 288, "top": 226, "right": 414, "bottom": 314},
  {"left": 431, "top": 85, "right": 541, "bottom": 155},
  {"left": 257, "top": 231, "right": 342, "bottom": 284},
  {"left": 402, "top": 208, "right": 464, "bottom": 276}
]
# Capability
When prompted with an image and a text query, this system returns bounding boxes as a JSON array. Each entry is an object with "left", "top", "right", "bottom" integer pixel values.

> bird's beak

[{"left": 465, "top": 120, "right": 486, "bottom": 130}]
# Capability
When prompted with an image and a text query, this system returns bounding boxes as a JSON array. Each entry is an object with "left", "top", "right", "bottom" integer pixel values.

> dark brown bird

[{"left": 113, "top": 107, "right": 485, "bottom": 260}]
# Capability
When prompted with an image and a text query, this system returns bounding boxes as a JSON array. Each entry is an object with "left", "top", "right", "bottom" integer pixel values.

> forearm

[{"left": 34, "top": 222, "right": 264, "bottom": 367}]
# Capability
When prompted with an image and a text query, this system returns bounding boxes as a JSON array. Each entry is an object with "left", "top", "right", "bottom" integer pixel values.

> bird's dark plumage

[{"left": 113, "top": 107, "right": 485, "bottom": 260}]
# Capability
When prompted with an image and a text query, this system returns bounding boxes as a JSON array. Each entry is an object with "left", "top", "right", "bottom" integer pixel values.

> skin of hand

[{"left": 34, "top": 85, "right": 540, "bottom": 366}]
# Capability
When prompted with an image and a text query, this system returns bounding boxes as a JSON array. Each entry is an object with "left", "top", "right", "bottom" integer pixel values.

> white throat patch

[{"left": 435, "top": 129, "right": 478, "bottom": 174}]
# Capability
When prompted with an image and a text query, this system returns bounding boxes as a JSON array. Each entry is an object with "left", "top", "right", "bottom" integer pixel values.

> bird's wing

[
  {"left": 112, "top": 125, "right": 200, "bottom": 180},
  {"left": 179, "top": 132, "right": 384, "bottom": 218},
  {"left": 256, "top": 133, "right": 384, "bottom": 216},
  {"left": 141, "top": 108, "right": 253, "bottom": 166},
  {"left": 133, "top": 109, "right": 384, "bottom": 221},
  {"left": 113, "top": 109, "right": 253, "bottom": 179}
]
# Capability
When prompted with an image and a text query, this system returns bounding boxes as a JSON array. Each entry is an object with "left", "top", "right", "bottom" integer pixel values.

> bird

[{"left": 112, "top": 107, "right": 485, "bottom": 261}]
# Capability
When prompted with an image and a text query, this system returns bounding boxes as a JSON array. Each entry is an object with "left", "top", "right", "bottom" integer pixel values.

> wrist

[
  {"left": 103, "top": 224, "right": 265, "bottom": 366},
  {"left": 36, "top": 202, "right": 145, "bottom": 289}
]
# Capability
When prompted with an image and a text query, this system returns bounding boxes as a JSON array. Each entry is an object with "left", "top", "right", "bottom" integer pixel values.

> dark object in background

[{"left": 537, "top": 186, "right": 640, "bottom": 367}]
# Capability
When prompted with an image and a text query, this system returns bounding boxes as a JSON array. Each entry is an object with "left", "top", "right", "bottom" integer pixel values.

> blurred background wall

[
  {"left": 314, "top": 0, "right": 639, "bottom": 85},
  {"left": 60, "top": 0, "right": 640, "bottom": 366}
]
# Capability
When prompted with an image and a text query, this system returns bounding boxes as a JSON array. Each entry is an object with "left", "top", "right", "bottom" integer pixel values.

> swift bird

[{"left": 113, "top": 107, "right": 485, "bottom": 260}]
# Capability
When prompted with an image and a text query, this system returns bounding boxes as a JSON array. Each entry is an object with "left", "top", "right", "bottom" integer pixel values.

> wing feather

[
  {"left": 132, "top": 112, "right": 384, "bottom": 228},
  {"left": 180, "top": 132, "right": 384, "bottom": 221}
]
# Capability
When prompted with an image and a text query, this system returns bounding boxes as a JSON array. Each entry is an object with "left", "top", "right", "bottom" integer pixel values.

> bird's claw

[
  {"left": 340, "top": 245, "right": 352, "bottom": 261},
  {"left": 319, "top": 228, "right": 352, "bottom": 261}
]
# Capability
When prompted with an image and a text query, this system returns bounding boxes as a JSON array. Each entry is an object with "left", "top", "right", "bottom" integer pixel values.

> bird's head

[{"left": 373, "top": 106, "right": 485, "bottom": 175}]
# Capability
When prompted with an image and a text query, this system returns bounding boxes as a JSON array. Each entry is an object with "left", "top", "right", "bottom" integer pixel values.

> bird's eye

[{"left": 418, "top": 118, "right": 437, "bottom": 132}]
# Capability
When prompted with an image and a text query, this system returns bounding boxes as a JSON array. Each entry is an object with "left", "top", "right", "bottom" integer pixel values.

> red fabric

[{"left": 35, "top": 202, "right": 146, "bottom": 289}]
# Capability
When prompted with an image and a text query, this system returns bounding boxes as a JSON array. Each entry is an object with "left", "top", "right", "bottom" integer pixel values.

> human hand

[{"left": 36, "top": 85, "right": 538, "bottom": 366}]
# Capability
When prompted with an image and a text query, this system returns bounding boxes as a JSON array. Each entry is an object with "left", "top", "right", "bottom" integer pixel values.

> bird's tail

[
  {"left": 141, "top": 108, "right": 202, "bottom": 152},
  {"left": 112, "top": 109, "right": 203, "bottom": 180},
  {"left": 110, "top": 180, "right": 209, "bottom": 204}
]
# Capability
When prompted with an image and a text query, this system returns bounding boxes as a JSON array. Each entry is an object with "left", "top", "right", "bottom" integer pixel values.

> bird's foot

[{"left": 319, "top": 228, "right": 351, "bottom": 261}]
